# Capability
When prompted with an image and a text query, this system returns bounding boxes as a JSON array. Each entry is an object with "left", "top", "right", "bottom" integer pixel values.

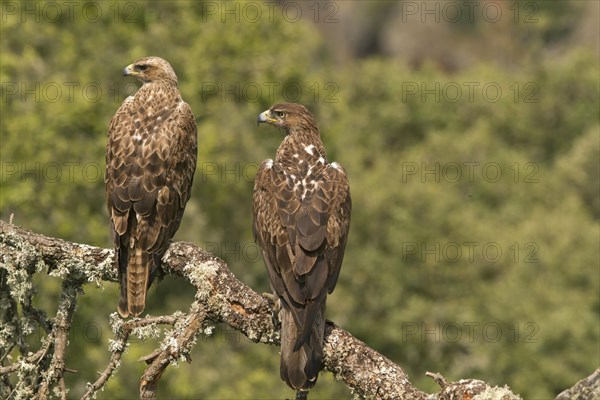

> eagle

[
  {"left": 253, "top": 103, "right": 351, "bottom": 395},
  {"left": 105, "top": 56, "right": 197, "bottom": 317}
]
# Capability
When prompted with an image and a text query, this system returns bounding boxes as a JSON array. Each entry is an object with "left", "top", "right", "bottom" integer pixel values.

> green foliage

[{"left": 1, "top": 1, "right": 598, "bottom": 398}]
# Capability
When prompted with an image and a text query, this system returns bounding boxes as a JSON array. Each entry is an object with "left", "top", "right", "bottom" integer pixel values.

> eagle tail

[
  {"left": 124, "top": 246, "right": 151, "bottom": 317},
  {"left": 117, "top": 242, "right": 130, "bottom": 318},
  {"left": 280, "top": 305, "right": 325, "bottom": 391},
  {"left": 117, "top": 279, "right": 129, "bottom": 318}
]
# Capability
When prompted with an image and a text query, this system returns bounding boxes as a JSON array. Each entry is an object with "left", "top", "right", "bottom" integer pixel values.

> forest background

[{"left": 1, "top": 1, "right": 598, "bottom": 398}]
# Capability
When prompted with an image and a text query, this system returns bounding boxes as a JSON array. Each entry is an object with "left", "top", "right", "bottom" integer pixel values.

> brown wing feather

[
  {"left": 253, "top": 161, "right": 292, "bottom": 293},
  {"left": 322, "top": 163, "right": 351, "bottom": 293},
  {"left": 253, "top": 158, "right": 350, "bottom": 390},
  {"left": 253, "top": 158, "right": 351, "bottom": 342},
  {"left": 106, "top": 88, "right": 197, "bottom": 317}
]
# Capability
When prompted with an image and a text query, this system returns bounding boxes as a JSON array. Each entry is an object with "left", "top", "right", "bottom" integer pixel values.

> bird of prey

[
  {"left": 253, "top": 103, "right": 351, "bottom": 395},
  {"left": 105, "top": 56, "right": 197, "bottom": 317}
]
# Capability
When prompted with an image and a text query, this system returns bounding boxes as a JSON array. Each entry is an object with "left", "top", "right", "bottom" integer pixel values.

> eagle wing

[
  {"left": 253, "top": 159, "right": 351, "bottom": 348},
  {"left": 105, "top": 95, "right": 197, "bottom": 316}
]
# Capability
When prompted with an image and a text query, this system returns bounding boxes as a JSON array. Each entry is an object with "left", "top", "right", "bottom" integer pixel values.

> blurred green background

[{"left": 1, "top": 1, "right": 598, "bottom": 399}]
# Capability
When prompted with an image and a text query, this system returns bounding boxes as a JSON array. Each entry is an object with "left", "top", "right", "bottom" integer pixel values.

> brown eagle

[
  {"left": 253, "top": 103, "right": 351, "bottom": 394},
  {"left": 105, "top": 56, "right": 197, "bottom": 317}
]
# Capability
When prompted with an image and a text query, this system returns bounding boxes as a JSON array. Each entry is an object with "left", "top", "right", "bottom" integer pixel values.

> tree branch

[
  {"left": 556, "top": 368, "right": 600, "bottom": 400},
  {"left": 81, "top": 315, "right": 178, "bottom": 400},
  {"left": 4, "top": 219, "right": 586, "bottom": 399},
  {"left": 37, "top": 279, "right": 78, "bottom": 399},
  {"left": 139, "top": 302, "right": 207, "bottom": 400}
]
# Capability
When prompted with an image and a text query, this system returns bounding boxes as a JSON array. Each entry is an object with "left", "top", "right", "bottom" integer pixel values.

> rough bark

[
  {"left": 0, "top": 220, "right": 588, "bottom": 399},
  {"left": 555, "top": 368, "right": 600, "bottom": 400}
]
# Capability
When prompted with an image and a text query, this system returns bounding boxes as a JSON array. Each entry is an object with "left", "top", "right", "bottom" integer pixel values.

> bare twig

[
  {"left": 58, "top": 376, "right": 67, "bottom": 400},
  {"left": 0, "top": 339, "right": 52, "bottom": 375},
  {"left": 139, "top": 302, "right": 207, "bottom": 400},
  {"left": 426, "top": 371, "right": 448, "bottom": 388},
  {"left": 38, "top": 281, "right": 78, "bottom": 399},
  {"left": 80, "top": 315, "right": 178, "bottom": 400}
]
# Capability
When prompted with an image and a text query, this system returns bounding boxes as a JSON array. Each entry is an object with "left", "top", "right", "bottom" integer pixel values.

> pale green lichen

[
  {"left": 0, "top": 318, "right": 18, "bottom": 350},
  {"left": 155, "top": 307, "right": 206, "bottom": 366},
  {"left": 171, "top": 310, "right": 185, "bottom": 320},
  {"left": 131, "top": 321, "right": 161, "bottom": 341},
  {"left": 52, "top": 384, "right": 69, "bottom": 398},
  {"left": 203, "top": 325, "right": 214, "bottom": 336},
  {"left": 474, "top": 385, "right": 523, "bottom": 400},
  {"left": 160, "top": 333, "right": 180, "bottom": 365},
  {"left": 246, "top": 329, "right": 258, "bottom": 341},
  {"left": 15, "top": 356, "right": 39, "bottom": 399},
  {"left": 184, "top": 259, "right": 219, "bottom": 300},
  {"left": 160, "top": 331, "right": 178, "bottom": 352},
  {"left": 12, "top": 386, "right": 35, "bottom": 400},
  {"left": 84, "top": 383, "right": 98, "bottom": 399},
  {"left": 83, "top": 247, "right": 114, "bottom": 286},
  {"left": 108, "top": 338, "right": 128, "bottom": 353},
  {"left": 48, "top": 248, "right": 104, "bottom": 282},
  {"left": 1, "top": 236, "right": 43, "bottom": 305},
  {"left": 109, "top": 312, "right": 124, "bottom": 335}
]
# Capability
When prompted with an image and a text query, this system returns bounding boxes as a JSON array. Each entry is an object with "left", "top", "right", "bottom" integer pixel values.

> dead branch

[
  {"left": 81, "top": 315, "right": 178, "bottom": 400},
  {"left": 139, "top": 302, "right": 207, "bottom": 400},
  {"left": 4, "top": 219, "right": 588, "bottom": 399},
  {"left": 556, "top": 368, "right": 600, "bottom": 400}
]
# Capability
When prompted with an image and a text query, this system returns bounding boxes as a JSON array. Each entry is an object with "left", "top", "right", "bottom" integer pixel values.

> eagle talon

[
  {"left": 262, "top": 292, "right": 282, "bottom": 331},
  {"left": 261, "top": 292, "right": 277, "bottom": 304}
]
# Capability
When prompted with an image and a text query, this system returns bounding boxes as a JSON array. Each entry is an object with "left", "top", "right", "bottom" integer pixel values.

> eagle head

[
  {"left": 257, "top": 103, "right": 318, "bottom": 134},
  {"left": 123, "top": 56, "right": 178, "bottom": 85}
]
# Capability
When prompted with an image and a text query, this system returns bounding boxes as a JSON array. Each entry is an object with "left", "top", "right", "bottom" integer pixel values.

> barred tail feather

[
  {"left": 127, "top": 246, "right": 150, "bottom": 317},
  {"left": 117, "top": 270, "right": 129, "bottom": 318},
  {"left": 117, "top": 243, "right": 130, "bottom": 318}
]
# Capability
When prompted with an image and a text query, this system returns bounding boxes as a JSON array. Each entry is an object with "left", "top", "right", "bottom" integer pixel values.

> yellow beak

[
  {"left": 257, "top": 110, "right": 276, "bottom": 126},
  {"left": 123, "top": 64, "right": 137, "bottom": 76}
]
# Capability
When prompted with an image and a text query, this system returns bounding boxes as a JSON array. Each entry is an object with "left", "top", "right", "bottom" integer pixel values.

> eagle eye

[
  {"left": 277, "top": 111, "right": 286, "bottom": 118},
  {"left": 136, "top": 64, "right": 149, "bottom": 72}
]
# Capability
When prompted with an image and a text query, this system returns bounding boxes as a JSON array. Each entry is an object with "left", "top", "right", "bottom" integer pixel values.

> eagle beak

[
  {"left": 257, "top": 110, "right": 273, "bottom": 126},
  {"left": 123, "top": 64, "right": 136, "bottom": 76}
]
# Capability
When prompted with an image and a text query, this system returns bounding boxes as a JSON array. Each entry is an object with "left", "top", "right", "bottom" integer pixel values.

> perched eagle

[
  {"left": 105, "top": 56, "right": 197, "bottom": 317},
  {"left": 253, "top": 103, "right": 351, "bottom": 394}
]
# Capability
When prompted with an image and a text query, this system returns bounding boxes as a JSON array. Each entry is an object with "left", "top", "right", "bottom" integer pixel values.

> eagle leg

[{"left": 262, "top": 292, "right": 282, "bottom": 331}]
